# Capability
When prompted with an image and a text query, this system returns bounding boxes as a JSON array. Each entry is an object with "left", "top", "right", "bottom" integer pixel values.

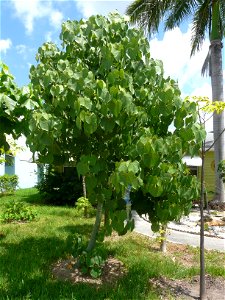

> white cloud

[
  {"left": 149, "top": 25, "right": 225, "bottom": 102},
  {"left": 0, "top": 39, "right": 12, "bottom": 54},
  {"left": 15, "top": 44, "right": 35, "bottom": 60},
  {"left": 45, "top": 31, "right": 53, "bottom": 42},
  {"left": 75, "top": 0, "right": 131, "bottom": 19},
  {"left": 150, "top": 26, "right": 211, "bottom": 93},
  {"left": 16, "top": 44, "right": 27, "bottom": 55},
  {"left": 10, "top": 0, "right": 64, "bottom": 34},
  {"left": 191, "top": 83, "right": 212, "bottom": 98},
  {"left": 50, "top": 11, "right": 63, "bottom": 28}
]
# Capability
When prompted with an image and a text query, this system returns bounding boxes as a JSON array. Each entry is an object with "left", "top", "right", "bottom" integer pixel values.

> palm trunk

[
  {"left": 86, "top": 201, "right": 103, "bottom": 253},
  {"left": 210, "top": 39, "right": 225, "bottom": 203}
]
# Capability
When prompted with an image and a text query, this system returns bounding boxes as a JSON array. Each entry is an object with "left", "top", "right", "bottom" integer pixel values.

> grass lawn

[{"left": 0, "top": 188, "right": 224, "bottom": 300}]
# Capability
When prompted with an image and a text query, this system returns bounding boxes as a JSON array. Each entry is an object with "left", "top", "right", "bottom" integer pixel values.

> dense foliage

[
  {"left": 0, "top": 174, "right": 18, "bottom": 195},
  {"left": 27, "top": 13, "right": 205, "bottom": 246},
  {"left": 36, "top": 168, "right": 83, "bottom": 206},
  {"left": 0, "top": 63, "right": 34, "bottom": 153},
  {"left": 1, "top": 200, "right": 37, "bottom": 223}
]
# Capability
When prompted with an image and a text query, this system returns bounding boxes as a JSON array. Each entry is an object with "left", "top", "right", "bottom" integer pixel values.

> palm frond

[
  {"left": 166, "top": 0, "right": 197, "bottom": 29},
  {"left": 201, "top": 49, "right": 211, "bottom": 76},
  {"left": 126, "top": 0, "right": 173, "bottom": 36},
  {"left": 191, "top": 0, "right": 211, "bottom": 56}
]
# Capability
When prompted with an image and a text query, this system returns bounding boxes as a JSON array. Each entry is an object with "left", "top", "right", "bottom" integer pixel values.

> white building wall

[
  {"left": 0, "top": 163, "right": 4, "bottom": 176},
  {"left": 15, "top": 157, "right": 38, "bottom": 189},
  {"left": 1, "top": 136, "right": 38, "bottom": 189}
]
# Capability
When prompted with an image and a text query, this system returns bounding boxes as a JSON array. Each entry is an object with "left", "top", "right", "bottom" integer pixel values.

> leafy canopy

[
  {"left": 27, "top": 13, "right": 205, "bottom": 233},
  {"left": 0, "top": 62, "right": 34, "bottom": 154}
]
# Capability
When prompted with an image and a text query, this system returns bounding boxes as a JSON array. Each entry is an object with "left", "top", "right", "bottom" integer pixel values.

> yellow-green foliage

[{"left": 186, "top": 96, "right": 225, "bottom": 114}]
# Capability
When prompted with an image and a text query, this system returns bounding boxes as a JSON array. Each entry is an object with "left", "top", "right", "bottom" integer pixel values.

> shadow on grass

[
  {"left": 21, "top": 191, "right": 46, "bottom": 206},
  {"left": 57, "top": 224, "right": 94, "bottom": 235},
  {"left": 0, "top": 234, "right": 161, "bottom": 300}
]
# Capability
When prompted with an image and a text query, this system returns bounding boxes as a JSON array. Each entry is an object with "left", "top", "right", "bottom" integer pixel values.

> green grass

[{"left": 0, "top": 188, "right": 224, "bottom": 300}]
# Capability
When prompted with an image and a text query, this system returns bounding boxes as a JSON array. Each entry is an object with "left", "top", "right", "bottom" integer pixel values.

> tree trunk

[
  {"left": 200, "top": 141, "right": 206, "bottom": 300},
  {"left": 82, "top": 176, "right": 88, "bottom": 217},
  {"left": 86, "top": 201, "right": 103, "bottom": 253},
  {"left": 82, "top": 175, "right": 87, "bottom": 198},
  {"left": 160, "top": 224, "right": 167, "bottom": 253},
  {"left": 210, "top": 39, "right": 225, "bottom": 202},
  {"left": 104, "top": 207, "right": 109, "bottom": 227}
]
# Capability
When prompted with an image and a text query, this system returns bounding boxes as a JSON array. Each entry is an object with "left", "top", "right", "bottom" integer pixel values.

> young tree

[
  {"left": 187, "top": 96, "right": 225, "bottom": 300},
  {"left": 27, "top": 13, "right": 205, "bottom": 253},
  {"left": 126, "top": 0, "right": 225, "bottom": 202}
]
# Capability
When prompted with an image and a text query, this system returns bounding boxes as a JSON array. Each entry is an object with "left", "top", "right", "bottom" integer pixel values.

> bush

[
  {"left": 36, "top": 167, "right": 83, "bottom": 206},
  {"left": 74, "top": 197, "right": 96, "bottom": 217},
  {"left": 1, "top": 201, "right": 37, "bottom": 223},
  {"left": 0, "top": 174, "right": 18, "bottom": 195}
]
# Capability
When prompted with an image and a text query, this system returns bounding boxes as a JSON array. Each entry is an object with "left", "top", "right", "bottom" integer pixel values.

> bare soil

[
  {"left": 52, "top": 256, "right": 127, "bottom": 286},
  {"left": 52, "top": 242, "right": 225, "bottom": 299},
  {"left": 149, "top": 274, "right": 225, "bottom": 300}
]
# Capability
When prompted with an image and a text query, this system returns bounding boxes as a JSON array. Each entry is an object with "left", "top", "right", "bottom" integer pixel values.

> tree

[
  {"left": 0, "top": 62, "right": 34, "bottom": 154},
  {"left": 126, "top": 0, "right": 225, "bottom": 203},
  {"left": 27, "top": 13, "right": 204, "bottom": 253},
  {"left": 185, "top": 96, "right": 225, "bottom": 299}
]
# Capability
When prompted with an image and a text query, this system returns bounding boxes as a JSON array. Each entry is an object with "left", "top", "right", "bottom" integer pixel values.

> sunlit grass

[{"left": 0, "top": 188, "right": 224, "bottom": 299}]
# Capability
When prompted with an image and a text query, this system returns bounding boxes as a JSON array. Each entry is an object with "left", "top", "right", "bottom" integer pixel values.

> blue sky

[{"left": 0, "top": 0, "right": 224, "bottom": 104}]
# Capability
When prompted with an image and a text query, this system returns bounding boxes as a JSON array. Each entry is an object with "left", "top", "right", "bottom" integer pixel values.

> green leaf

[
  {"left": 84, "top": 113, "right": 97, "bottom": 134},
  {"left": 108, "top": 99, "right": 122, "bottom": 117},
  {"left": 146, "top": 176, "right": 163, "bottom": 197},
  {"left": 78, "top": 96, "right": 92, "bottom": 110},
  {"left": 127, "top": 161, "right": 140, "bottom": 174},
  {"left": 100, "top": 117, "right": 115, "bottom": 132},
  {"left": 151, "top": 223, "right": 160, "bottom": 232},
  {"left": 39, "top": 118, "right": 49, "bottom": 131},
  {"left": 76, "top": 161, "right": 89, "bottom": 177}
]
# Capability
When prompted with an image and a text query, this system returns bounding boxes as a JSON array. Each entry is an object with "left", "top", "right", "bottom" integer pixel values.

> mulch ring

[{"left": 52, "top": 256, "right": 127, "bottom": 286}]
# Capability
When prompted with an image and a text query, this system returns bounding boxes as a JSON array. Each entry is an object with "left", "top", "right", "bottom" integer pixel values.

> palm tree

[{"left": 126, "top": 0, "right": 225, "bottom": 203}]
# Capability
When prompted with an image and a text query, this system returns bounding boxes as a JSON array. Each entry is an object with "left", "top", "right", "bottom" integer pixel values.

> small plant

[
  {"left": 0, "top": 174, "right": 18, "bottom": 195},
  {"left": 66, "top": 234, "right": 105, "bottom": 278},
  {"left": 74, "top": 197, "right": 96, "bottom": 217},
  {"left": 79, "top": 250, "right": 105, "bottom": 278},
  {"left": 204, "top": 223, "right": 209, "bottom": 231},
  {"left": 1, "top": 201, "right": 37, "bottom": 223}
]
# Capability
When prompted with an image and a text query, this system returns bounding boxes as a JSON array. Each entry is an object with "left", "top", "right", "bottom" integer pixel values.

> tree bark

[
  {"left": 86, "top": 201, "right": 103, "bottom": 253},
  {"left": 210, "top": 39, "right": 225, "bottom": 202},
  {"left": 160, "top": 224, "right": 167, "bottom": 253},
  {"left": 200, "top": 141, "right": 206, "bottom": 300},
  {"left": 209, "top": 0, "right": 225, "bottom": 202},
  {"left": 82, "top": 176, "right": 88, "bottom": 217}
]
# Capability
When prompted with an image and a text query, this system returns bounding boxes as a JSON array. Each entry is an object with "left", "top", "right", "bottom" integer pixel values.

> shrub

[
  {"left": 36, "top": 168, "right": 83, "bottom": 206},
  {"left": 66, "top": 234, "right": 105, "bottom": 278},
  {"left": 1, "top": 201, "right": 37, "bottom": 223},
  {"left": 74, "top": 197, "right": 96, "bottom": 217},
  {"left": 0, "top": 174, "right": 18, "bottom": 195}
]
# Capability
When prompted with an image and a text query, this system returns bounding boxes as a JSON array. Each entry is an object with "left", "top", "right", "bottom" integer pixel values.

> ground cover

[{"left": 0, "top": 189, "right": 224, "bottom": 299}]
